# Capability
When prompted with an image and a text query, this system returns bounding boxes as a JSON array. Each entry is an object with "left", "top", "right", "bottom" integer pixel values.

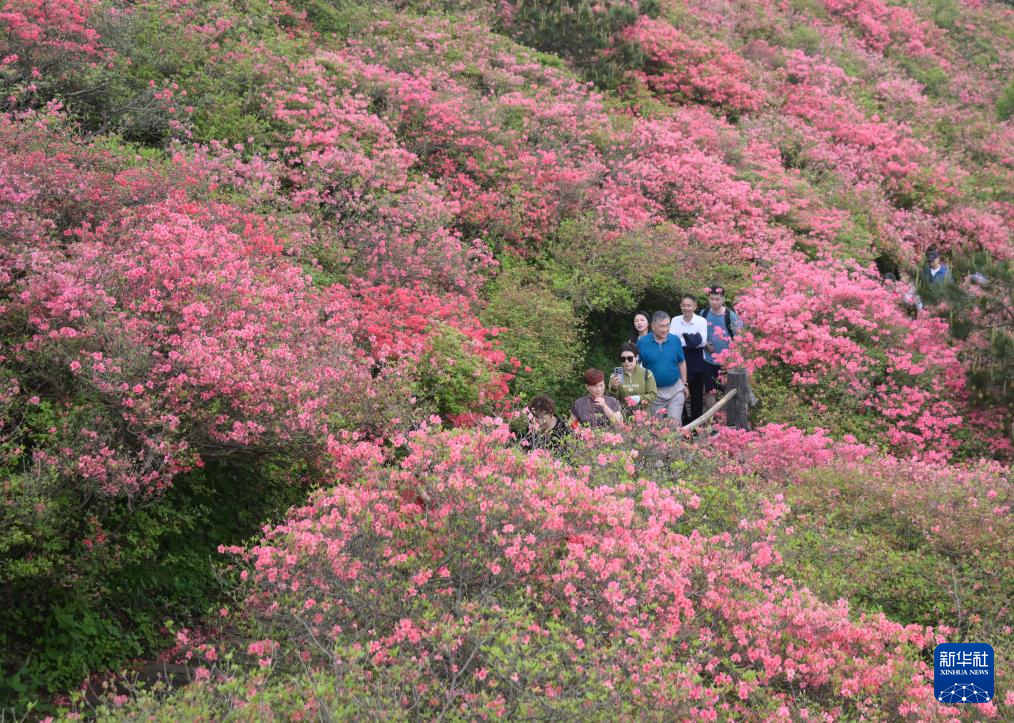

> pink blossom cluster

[
  {"left": 224, "top": 423, "right": 959, "bottom": 719},
  {"left": 0, "top": 0, "right": 110, "bottom": 66},
  {"left": 728, "top": 256, "right": 966, "bottom": 459},
  {"left": 1, "top": 108, "right": 510, "bottom": 499},
  {"left": 625, "top": 16, "right": 765, "bottom": 112},
  {"left": 823, "top": 0, "right": 944, "bottom": 57}
]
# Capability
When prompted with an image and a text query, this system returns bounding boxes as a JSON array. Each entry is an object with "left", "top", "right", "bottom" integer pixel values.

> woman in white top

[{"left": 671, "top": 295, "right": 709, "bottom": 423}]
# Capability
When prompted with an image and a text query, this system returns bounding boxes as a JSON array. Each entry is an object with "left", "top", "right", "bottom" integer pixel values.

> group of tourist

[
  {"left": 519, "top": 285, "right": 742, "bottom": 451},
  {"left": 520, "top": 248, "right": 988, "bottom": 452}
]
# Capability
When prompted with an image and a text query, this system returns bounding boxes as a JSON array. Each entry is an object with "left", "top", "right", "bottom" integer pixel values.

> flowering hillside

[{"left": 1, "top": 0, "right": 1011, "bottom": 718}]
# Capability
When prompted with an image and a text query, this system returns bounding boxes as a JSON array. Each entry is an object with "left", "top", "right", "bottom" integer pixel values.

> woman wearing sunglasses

[{"left": 608, "top": 342, "right": 657, "bottom": 413}]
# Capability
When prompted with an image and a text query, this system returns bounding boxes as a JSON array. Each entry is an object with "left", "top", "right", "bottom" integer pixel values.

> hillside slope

[{"left": 1, "top": 0, "right": 1011, "bottom": 718}]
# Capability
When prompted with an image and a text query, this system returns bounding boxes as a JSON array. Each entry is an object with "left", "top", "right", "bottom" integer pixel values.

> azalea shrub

[
  {"left": 0, "top": 103, "right": 510, "bottom": 706},
  {"left": 624, "top": 16, "right": 765, "bottom": 113},
  {"left": 706, "top": 424, "right": 1012, "bottom": 708},
  {"left": 3, "top": 0, "right": 1014, "bottom": 715},
  {"left": 195, "top": 422, "right": 962, "bottom": 720},
  {"left": 0, "top": 0, "right": 112, "bottom": 109},
  {"left": 729, "top": 256, "right": 968, "bottom": 460}
]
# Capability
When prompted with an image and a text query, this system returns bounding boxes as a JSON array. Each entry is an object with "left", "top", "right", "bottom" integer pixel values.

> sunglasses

[{"left": 620, "top": 354, "right": 636, "bottom": 362}]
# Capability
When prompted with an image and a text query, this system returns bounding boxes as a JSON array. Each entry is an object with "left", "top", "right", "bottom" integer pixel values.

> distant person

[
  {"left": 700, "top": 285, "right": 742, "bottom": 406},
  {"left": 569, "top": 368, "right": 623, "bottom": 428},
  {"left": 636, "top": 311, "right": 688, "bottom": 425},
  {"left": 672, "top": 294, "right": 708, "bottom": 424},
  {"left": 608, "top": 342, "right": 657, "bottom": 413},
  {"left": 518, "top": 395, "right": 570, "bottom": 451},
  {"left": 628, "top": 310, "right": 651, "bottom": 345},
  {"left": 966, "top": 271, "right": 989, "bottom": 287},
  {"left": 921, "top": 248, "right": 951, "bottom": 285},
  {"left": 900, "top": 270, "right": 923, "bottom": 314}
]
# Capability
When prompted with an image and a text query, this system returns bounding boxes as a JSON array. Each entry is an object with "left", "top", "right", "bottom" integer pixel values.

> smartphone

[{"left": 612, "top": 366, "right": 623, "bottom": 380}]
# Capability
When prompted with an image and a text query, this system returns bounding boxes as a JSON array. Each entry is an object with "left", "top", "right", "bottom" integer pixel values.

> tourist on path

[
  {"left": 636, "top": 312, "right": 688, "bottom": 425},
  {"left": 609, "top": 342, "right": 658, "bottom": 413},
  {"left": 518, "top": 395, "right": 571, "bottom": 451},
  {"left": 672, "top": 294, "right": 708, "bottom": 423},
  {"left": 627, "top": 310, "right": 651, "bottom": 345},
  {"left": 700, "top": 285, "right": 742, "bottom": 407},
  {"left": 570, "top": 368, "right": 623, "bottom": 428},
  {"left": 921, "top": 248, "right": 951, "bottom": 285}
]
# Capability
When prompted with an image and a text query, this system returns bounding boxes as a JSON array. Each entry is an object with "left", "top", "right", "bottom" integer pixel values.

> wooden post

[
  {"left": 682, "top": 388, "right": 736, "bottom": 434},
  {"left": 726, "top": 367, "right": 751, "bottom": 430}
]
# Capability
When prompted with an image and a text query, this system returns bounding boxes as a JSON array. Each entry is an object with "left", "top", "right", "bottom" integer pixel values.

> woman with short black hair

[{"left": 609, "top": 342, "right": 657, "bottom": 413}]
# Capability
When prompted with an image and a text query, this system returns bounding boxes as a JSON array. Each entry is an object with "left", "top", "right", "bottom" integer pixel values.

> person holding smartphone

[{"left": 609, "top": 342, "right": 657, "bottom": 413}]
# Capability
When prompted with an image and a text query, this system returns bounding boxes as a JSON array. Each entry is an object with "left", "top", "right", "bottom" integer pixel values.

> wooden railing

[{"left": 683, "top": 367, "right": 752, "bottom": 433}]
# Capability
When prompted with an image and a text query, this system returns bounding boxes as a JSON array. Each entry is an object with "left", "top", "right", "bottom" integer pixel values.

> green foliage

[
  {"left": 413, "top": 324, "right": 496, "bottom": 418},
  {"left": 287, "top": 0, "right": 385, "bottom": 37},
  {"left": 0, "top": 457, "right": 304, "bottom": 713},
  {"left": 782, "top": 527, "right": 953, "bottom": 623},
  {"left": 789, "top": 0, "right": 830, "bottom": 20},
  {"left": 929, "top": 0, "right": 961, "bottom": 31},
  {"left": 895, "top": 55, "right": 949, "bottom": 98},
  {"left": 502, "top": 0, "right": 659, "bottom": 89},
  {"left": 481, "top": 262, "right": 586, "bottom": 403},
  {"left": 787, "top": 24, "right": 822, "bottom": 55},
  {"left": 749, "top": 364, "right": 881, "bottom": 445},
  {"left": 187, "top": 56, "right": 281, "bottom": 146},
  {"left": 541, "top": 216, "right": 682, "bottom": 314},
  {"left": 998, "top": 78, "right": 1014, "bottom": 121},
  {"left": 776, "top": 466, "right": 1013, "bottom": 640}
]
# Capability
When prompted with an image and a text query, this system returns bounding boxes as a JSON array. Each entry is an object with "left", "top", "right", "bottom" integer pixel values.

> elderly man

[{"left": 636, "top": 311, "right": 688, "bottom": 425}]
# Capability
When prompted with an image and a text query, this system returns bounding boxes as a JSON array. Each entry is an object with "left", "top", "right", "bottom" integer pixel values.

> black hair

[{"left": 530, "top": 395, "right": 556, "bottom": 416}]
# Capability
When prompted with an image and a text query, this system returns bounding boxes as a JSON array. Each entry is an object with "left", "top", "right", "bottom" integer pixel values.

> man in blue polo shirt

[{"left": 636, "top": 311, "right": 688, "bottom": 426}]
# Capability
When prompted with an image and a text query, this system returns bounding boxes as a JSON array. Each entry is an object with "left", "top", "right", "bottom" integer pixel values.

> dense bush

[
  {"left": 999, "top": 79, "right": 1014, "bottom": 121},
  {"left": 0, "top": 456, "right": 304, "bottom": 708},
  {"left": 500, "top": 0, "right": 658, "bottom": 88},
  {"left": 155, "top": 423, "right": 960, "bottom": 720},
  {"left": 480, "top": 262, "right": 586, "bottom": 402}
]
